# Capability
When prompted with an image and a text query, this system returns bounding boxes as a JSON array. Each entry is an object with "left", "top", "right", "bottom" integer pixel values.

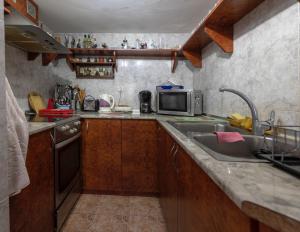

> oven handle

[{"left": 55, "top": 133, "right": 81, "bottom": 150}]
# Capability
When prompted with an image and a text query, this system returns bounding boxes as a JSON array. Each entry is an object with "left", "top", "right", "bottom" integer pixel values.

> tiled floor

[{"left": 61, "top": 194, "right": 167, "bottom": 232}]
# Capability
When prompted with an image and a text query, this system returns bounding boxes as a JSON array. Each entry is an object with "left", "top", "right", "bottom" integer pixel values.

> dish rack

[{"left": 257, "top": 125, "right": 300, "bottom": 177}]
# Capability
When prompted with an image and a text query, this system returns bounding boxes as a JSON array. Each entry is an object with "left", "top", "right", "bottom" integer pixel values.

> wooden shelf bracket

[
  {"left": 27, "top": 52, "right": 40, "bottom": 61},
  {"left": 204, "top": 24, "right": 233, "bottom": 53},
  {"left": 171, "top": 51, "right": 178, "bottom": 73},
  {"left": 42, "top": 53, "right": 58, "bottom": 66},
  {"left": 182, "top": 50, "right": 202, "bottom": 68}
]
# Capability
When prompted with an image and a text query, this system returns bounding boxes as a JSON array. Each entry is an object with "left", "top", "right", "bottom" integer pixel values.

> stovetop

[{"left": 27, "top": 114, "right": 80, "bottom": 126}]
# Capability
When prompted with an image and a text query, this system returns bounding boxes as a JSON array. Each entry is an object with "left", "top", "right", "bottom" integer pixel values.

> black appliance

[{"left": 139, "top": 90, "right": 152, "bottom": 113}]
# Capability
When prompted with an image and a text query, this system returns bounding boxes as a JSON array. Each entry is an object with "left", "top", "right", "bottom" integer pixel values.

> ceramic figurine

[
  {"left": 92, "top": 38, "right": 98, "bottom": 48},
  {"left": 76, "top": 39, "right": 81, "bottom": 48},
  {"left": 71, "top": 36, "right": 76, "bottom": 48},
  {"left": 102, "top": 43, "right": 108, "bottom": 48},
  {"left": 83, "top": 34, "right": 87, "bottom": 48},
  {"left": 150, "top": 40, "right": 157, "bottom": 49},
  {"left": 64, "top": 34, "right": 70, "bottom": 48},
  {"left": 122, "top": 37, "right": 128, "bottom": 49}
]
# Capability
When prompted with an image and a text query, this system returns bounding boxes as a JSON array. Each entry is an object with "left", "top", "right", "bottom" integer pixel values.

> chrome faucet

[{"left": 219, "top": 88, "right": 275, "bottom": 136}]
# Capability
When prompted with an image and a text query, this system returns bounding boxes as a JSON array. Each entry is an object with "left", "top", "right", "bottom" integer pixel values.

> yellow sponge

[
  {"left": 241, "top": 117, "right": 252, "bottom": 130},
  {"left": 230, "top": 113, "right": 245, "bottom": 121}
]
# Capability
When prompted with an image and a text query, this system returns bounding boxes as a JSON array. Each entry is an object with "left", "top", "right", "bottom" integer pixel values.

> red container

[{"left": 39, "top": 109, "right": 74, "bottom": 116}]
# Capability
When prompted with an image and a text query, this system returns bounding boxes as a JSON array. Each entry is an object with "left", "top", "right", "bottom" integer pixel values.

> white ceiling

[{"left": 35, "top": 0, "right": 218, "bottom": 33}]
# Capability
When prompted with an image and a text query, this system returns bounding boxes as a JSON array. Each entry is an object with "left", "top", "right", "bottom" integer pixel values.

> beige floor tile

[
  {"left": 62, "top": 194, "right": 167, "bottom": 232},
  {"left": 61, "top": 212, "right": 95, "bottom": 232},
  {"left": 72, "top": 194, "right": 102, "bottom": 214}
]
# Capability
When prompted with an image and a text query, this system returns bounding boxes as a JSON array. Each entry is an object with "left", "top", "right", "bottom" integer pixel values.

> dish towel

[
  {"left": 6, "top": 76, "right": 30, "bottom": 196},
  {"left": 214, "top": 132, "right": 245, "bottom": 144}
]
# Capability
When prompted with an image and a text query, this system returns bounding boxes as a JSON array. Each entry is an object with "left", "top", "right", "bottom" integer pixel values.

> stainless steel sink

[
  {"left": 192, "top": 134, "right": 272, "bottom": 162},
  {"left": 168, "top": 121, "right": 249, "bottom": 135}
]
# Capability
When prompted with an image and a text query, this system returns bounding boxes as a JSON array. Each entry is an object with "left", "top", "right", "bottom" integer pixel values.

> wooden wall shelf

[
  {"left": 68, "top": 48, "right": 183, "bottom": 73},
  {"left": 183, "top": 0, "right": 265, "bottom": 68}
]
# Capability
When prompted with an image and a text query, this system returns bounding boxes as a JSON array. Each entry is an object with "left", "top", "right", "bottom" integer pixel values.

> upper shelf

[
  {"left": 69, "top": 48, "right": 184, "bottom": 58},
  {"left": 182, "top": 0, "right": 265, "bottom": 67},
  {"left": 66, "top": 48, "right": 184, "bottom": 73}
]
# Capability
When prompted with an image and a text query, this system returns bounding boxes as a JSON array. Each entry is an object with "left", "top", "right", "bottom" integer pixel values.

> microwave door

[{"left": 158, "top": 91, "right": 193, "bottom": 116}]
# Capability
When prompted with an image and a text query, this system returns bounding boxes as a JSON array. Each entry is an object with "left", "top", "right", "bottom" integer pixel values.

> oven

[
  {"left": 53, "top": 119, "right": 82, "bottom": 231},
  {"left": 156, "top": 89, "right": 203, "bottom": 116}
]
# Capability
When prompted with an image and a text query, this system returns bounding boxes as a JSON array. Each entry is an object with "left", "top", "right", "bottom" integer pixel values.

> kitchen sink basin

[
  {"left": 168, "top": 121, "right": 249, "bottom": 136},
  {"left": 192, "top": 134, "right": 272, "bottom": 162}
]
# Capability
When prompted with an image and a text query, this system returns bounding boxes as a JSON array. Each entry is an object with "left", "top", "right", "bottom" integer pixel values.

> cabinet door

[
  {"left": 177, "top": 147, "right": 194, "bottom": 232},
  {"left": 158, "top": 127, "right": 178, "bottom": 232},
  {"left": 259, "top": 223, "right": 278, "bottom": 232},
  {"left": 82, "top": 119, "right": 122, "bottom": 193},
  {"left": 178, "top": 148, "right": 255, "bottom": 232},
  {"left": 10, "top": 130, "right": 54, "bottom": 232},
  {"left": 122, "top": 120, "right": 158, "bottom": 194}
]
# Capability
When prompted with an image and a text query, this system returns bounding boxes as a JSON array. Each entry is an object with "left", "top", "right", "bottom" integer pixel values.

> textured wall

[
  {"left": 194, "top": 0, "right": 299, "bottom": 125},
  {"left": 5, "top": 45, "right": 60, "bottom": 111},
  {"left": 0, "top": 0, "right": 9, "bottom": 231},
  {"left": 6, "top": 33, "right": 194, "bottom": 111},
  {"left": 52, "top": 33, "right": 195, "bottom": 109}
]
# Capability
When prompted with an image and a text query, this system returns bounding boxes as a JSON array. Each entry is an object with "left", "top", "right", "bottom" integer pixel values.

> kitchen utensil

[
  {"left": 99, "top": 94, "right": 115, "bottom": 112},
  {"left": 28, "top": 92, "right": 46, "bottom": 113},
  {"left": 82, "top": 95, "right": 100, "bottom": 112}
]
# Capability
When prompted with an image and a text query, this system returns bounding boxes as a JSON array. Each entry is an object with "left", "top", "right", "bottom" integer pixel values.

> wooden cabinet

[
  {"left": 158, "top": 127, "right": 178, "bottom": 232},
  {"left": 5, "top": 0, "right": 39, "bottom": 25},
  {"left": 177, "top": 147, "right": 256, "bottom": 232},
  {"left": 122, "top": 120, "right": 158, "bottom": 194},
  {"left": 158, "top": 126, "right": 260, "bottom": 232},
  {"left": 82, "top": 119, "right": 159, "bottom": 195},
  {"left": 259, "top": 223, "right": 278, "bottom": 232},
  {"left": 9, "top": 130, "right": 54, "bottom": 232},
  {"left": 82, "top": 119, "right": 122, "bottom": 193}
]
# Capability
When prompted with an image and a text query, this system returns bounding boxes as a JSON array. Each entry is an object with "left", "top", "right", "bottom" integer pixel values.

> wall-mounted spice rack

[{"left": 67, "top": 52, "right": 117, "bottom": 79}]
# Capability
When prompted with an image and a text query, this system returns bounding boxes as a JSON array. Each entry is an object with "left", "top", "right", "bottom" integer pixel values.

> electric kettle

[{"left": 99, "top": 94, "right": 115, "bottom": 112}]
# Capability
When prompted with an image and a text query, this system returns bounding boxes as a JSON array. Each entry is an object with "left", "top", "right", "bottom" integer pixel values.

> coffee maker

[{"left": 139, "top": 91, "right": 152, "bottom": 113}]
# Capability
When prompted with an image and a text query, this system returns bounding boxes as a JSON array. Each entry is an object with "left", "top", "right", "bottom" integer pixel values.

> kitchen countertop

[
  {"left": 27, "top": 112, "right": 220, "bottom": 135},
  {"left": 28, "top": 122, "right": 56, "bottom": 135},
  {"left": 27, "top": 112, "right": 300, "bottom": 231},
  {"left": 158, "top": 120, "right": 300, "bottom": 232}
]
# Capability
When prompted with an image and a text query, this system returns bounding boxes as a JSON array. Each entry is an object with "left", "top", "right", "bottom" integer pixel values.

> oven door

[
  {"left": 157, "top": 90, "right": 194, "bottom": 116},
  {"left": 54, "top": 133, "right": 81, "bottom": 208}
]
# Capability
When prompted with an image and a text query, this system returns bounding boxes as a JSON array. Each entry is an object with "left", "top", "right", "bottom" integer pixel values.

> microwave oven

[{"left": 156, "top": 89, "right": 203, "bottom": 116}]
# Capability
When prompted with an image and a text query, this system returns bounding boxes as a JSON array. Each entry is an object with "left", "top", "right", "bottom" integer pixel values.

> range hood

[{"left": 5, "top": 8, "right": 70, "bottom": 54}]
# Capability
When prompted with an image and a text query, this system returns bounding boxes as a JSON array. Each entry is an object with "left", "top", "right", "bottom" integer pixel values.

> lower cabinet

[
  {"left": 122, "top": 120, "right": 158, "bottom": 194},
  {"left": 82, "top": 119, "right": 158, "bottom": 195},
  {"left": 9, "top": 130, "right": 54, "bottom": 232},
  {"left": 158, "top": 126, "right": 179, "bottom": 232},
  {"left": 158, "top": 126, "right": 263, "bottom": 232},
  {"left": 82, "top": 119, "right": 122, "bottom": 193}
]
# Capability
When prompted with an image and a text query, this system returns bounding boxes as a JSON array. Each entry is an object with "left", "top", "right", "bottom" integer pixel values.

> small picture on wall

[{"left": 27, "top": 0, "right": 37, "bottom": 19}]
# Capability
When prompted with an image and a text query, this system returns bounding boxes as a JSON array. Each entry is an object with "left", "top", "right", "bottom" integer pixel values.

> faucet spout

[{"left": 219, "top": 88, "right": 260, "bottom": 135}]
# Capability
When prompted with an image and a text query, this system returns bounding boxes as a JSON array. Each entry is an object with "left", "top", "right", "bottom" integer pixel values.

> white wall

[
  {"left": 0, "top": 0, "right": 9, "bottom": 231},
  {"left": 6, "top": 45, "right": 60, "bottom": 110},
  {"left": 194, "top": 0, "right": 299, "bottom": 125}
]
